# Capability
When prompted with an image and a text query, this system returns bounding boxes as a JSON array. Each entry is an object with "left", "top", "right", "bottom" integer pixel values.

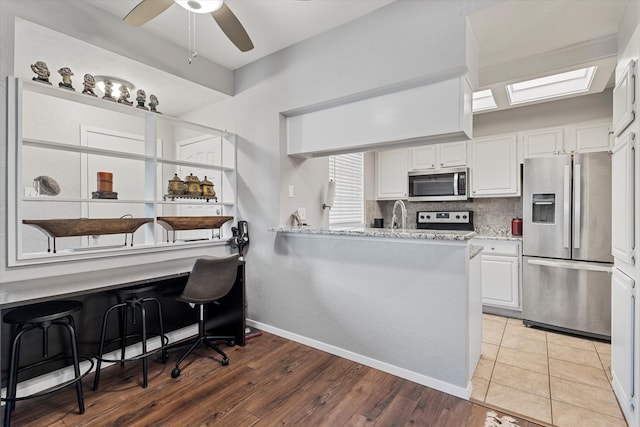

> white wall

[
  {"left": 473, "top": 90, "right": 613, "bottom": 138},
  {"left": 180, "top": 0, "right": 501, "bottom": 352}
]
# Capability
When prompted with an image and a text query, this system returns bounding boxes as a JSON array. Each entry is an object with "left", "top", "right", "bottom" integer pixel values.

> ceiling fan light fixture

[{"left": 174, "top": 0, "right": 223, "bottom": 14}]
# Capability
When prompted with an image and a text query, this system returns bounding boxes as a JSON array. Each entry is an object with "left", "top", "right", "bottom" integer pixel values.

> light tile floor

[{"left": 471, "top": 314, "right": 627, "bottom": 427}]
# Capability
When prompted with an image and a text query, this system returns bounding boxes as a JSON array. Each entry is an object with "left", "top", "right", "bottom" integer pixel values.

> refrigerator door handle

[
  {"left": 563, "top": 165, "right": 571, "bottom": 249},
  {"left": 574, "top": 163, "right": 581, "bottom": 249},
  {"left": 527, "top": 258, "right": 612, "bottom": 273}
]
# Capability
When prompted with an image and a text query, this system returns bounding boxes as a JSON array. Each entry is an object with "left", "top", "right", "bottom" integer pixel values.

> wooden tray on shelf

[
  {"left": 22, "top": 218, "right": 154, "bottom": 237},
  {"left": 156, "top": 216, "right": 233, "bottom": 231},
  {"left": 22, "top": 218, "right": 154, "bottom": 253}
]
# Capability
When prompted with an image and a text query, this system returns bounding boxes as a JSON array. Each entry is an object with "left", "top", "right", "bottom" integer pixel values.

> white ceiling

[
  {"left": 469, "top": 0, "right": 626, "bottom": 69},
  {"left": 86, "top": 0, "right": 395, "bottom": 71},
  {"left": 14, "top": 0, "right": 629, "bottom": 116}
]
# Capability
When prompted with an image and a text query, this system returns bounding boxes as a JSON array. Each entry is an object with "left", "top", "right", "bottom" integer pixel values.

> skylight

[
  {"left": 472, "top": 89, "right": 497, "bottom": 112},
  {"left": 506, "top": 66, "right": 597, "bottom": 105}
]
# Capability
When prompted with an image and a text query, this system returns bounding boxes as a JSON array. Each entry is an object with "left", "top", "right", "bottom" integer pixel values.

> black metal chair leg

[
  {"left": 140, "top": 304, "right": 148, "bottom": 388},
  {"left": 94, "top": 302, "right": 126, "bottom": 391},
  {"left": 62, "top": 321, "right": 85, "bottom": 414}
]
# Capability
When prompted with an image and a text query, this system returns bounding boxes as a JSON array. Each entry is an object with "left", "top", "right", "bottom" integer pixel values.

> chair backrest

[{"left": 180, "top": 254, "right": 240, "bottom": 304}]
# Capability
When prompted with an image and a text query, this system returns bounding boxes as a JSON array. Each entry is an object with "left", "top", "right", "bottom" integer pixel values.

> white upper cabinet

[
  {"left": 408, "top": 141, "right": 467, "bottom": 171},
  {"left": 410, "top": 145, "right": 436, "bottom": 170},
  {"left": 522, "top": 127, "right": 565, "bottom": 158},
  {"left": 522, "top": 120, "right": 613, "bottom": 158},
  {"left": 572, "top": 121, "right": 612, "bottom": 153},
  {"left": 612, "top": 131, "right": 636, "bottom": 267},
  {"left": 470, "top": 134, "right": 519, "bottom": 197},
  {"left": 376, "top": 148, "right": 408, "bottom": 200},
  {"left": 438, "top": 141, "right": 468, "bottom": 168},
  {"left": 613, "top": 60, "right": 636, "bottom": 137}
]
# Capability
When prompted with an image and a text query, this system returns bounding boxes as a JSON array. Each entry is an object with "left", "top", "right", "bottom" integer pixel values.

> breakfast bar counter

[
  {"left": 269, "top": 225, "right": 475, "bottom": 240},
  {"left": 266, "top": 226, "right": 481, "bottom": 399}
]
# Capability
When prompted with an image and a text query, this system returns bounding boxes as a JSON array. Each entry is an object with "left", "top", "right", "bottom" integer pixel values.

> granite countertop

[
  {"left": 269, "top": 226, "right": 476, "bottom": 241},
  {"left": 469, "top": 245, "right": 484, "bottom": 259},
  {"left": 473, "top": 225, "right": 522, "bottom": 241}
]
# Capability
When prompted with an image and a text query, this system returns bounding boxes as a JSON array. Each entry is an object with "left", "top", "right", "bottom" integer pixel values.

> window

[
  {"left": 472, "top": 89, "right": 497, "bottom": 112},
  {"left": 328, "top": 153, "right": 364, "bottom": 225}
]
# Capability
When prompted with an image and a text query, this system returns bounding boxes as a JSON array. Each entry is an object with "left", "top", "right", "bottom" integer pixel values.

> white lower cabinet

[
  {"left": 474, "top": 239, "right": 521, "bottom": 310},
  {"left": 611, "top": 267, "right": 638, "bottom": 426}
]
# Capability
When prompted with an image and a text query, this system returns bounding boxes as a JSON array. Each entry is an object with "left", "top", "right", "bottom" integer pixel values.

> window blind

[{"left": 329, "top": 153, "right": 364, "bottom": 225}]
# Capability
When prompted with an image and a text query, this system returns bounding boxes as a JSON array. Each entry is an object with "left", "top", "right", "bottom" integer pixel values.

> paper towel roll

[{"left": 325, "top": 179, "right": 336, "bottom": 208}]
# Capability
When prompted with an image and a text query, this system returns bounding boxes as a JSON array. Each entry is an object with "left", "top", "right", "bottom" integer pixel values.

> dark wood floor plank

[
  {"left": 372, "top": 393, "right": 418, "bottom": 426},
  {"left": 4, "top": 332, "right": 547, "bottom": 427}
]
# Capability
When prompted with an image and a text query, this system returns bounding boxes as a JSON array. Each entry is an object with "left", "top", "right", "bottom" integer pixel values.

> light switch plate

[{"left": 288, "top": 185, "right": 294, "bottom": 198}]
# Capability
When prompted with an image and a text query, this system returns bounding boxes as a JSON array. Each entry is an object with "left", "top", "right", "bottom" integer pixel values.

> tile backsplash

[{"left": 367, "top": 197, "right": 523, "bottom": 231}]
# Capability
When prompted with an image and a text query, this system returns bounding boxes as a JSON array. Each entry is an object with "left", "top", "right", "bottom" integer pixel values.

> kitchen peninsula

[{"left": 266, "top": 226, "right": 481, "bottom": 399}]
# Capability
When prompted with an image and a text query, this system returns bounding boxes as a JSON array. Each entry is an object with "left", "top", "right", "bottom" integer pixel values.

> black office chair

[{"left": 169, "top": 254, "right": 239, "bottom": 378}]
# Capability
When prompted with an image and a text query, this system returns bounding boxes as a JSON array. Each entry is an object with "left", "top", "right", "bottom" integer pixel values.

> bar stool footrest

[{"left": 1, "top": 356, "right": 94, "bottom": 403}]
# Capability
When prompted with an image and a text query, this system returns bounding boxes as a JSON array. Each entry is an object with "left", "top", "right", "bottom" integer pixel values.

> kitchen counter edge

[
  {"left": 473, "top": 234, "right": 522, "bottom": 241},
  {"left": 269, "top": 226, "right": 476, "bottom": 241}
]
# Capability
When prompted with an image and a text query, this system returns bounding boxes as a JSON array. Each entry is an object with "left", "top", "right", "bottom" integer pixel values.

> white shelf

[
  {"left": 23, "top": 137, "right": 155, "bottom": 162},
  {"left": 22, "top": 197, "right": 153, "bottom": 204},
  {"left": 156, "top": 157, "right": 234, "bottom": 172}
]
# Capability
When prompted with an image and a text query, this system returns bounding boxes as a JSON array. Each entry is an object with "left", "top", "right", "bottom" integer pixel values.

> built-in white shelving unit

[{"left": 7, "top": 77, "right": 237, "bottom": 266}]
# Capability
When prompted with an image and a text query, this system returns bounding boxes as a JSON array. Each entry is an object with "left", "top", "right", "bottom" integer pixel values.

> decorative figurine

[
  {"left": 30, "top": 61, "right": 51, "bottom": 85},
  {"left": 117, "top": 85, "right": 133, "bottom": 106},
  {"left": 102, "top": 80, "right": 116, "bottom": 101},
  {"left": 136, "top": 89, "right": 148, "bottom": 110},
  {"left": 82, "top": 74, "right": 97, "bottom": 97},
  {"left": 57, "top": 67, "right": 75, "bottom": 91},
  {"left": 149, "top": 94, "right": 161, "bottom": 113},
  {"left": 33, "top": 176, "right": 60, "bottom": 196}
]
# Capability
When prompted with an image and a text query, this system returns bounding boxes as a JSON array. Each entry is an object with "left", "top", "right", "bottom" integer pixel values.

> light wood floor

[{"left": 5, "top": 332, "right": 544, "bottom": 426}]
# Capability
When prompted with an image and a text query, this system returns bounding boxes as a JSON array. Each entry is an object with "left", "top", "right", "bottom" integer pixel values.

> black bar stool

[
  {"left": 2, "top": 300, "right": 90, "bottom": 427},
  {"left": 93, "top": 285, "right": 167, "bottom": 390}
]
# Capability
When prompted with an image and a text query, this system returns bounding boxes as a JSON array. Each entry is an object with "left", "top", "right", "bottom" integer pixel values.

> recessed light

[{"left": 506, "top": 66, "right": 597, "bottom": 105}]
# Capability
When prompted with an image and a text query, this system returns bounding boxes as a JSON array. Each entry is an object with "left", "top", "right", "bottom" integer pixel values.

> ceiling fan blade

[
  {"left": 123, "top": 0, "right": 174, "bottom": 26},
  {"left": 211, "top": 3, "right": 254, "bottom": 52}
]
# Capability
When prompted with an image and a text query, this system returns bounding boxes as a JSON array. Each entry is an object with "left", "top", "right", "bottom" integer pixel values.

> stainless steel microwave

[{"left": 408, "top": 167, "right": 469, "bottom": 202}]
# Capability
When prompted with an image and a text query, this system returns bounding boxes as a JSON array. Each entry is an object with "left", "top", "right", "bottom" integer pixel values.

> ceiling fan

[{"left": 123, "top": 0, "right": 254, "bottom": 52}]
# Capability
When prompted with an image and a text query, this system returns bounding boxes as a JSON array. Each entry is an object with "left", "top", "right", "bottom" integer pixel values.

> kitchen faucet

[{"left": 391, "top": 200, "right": 407, "bottom": 231}]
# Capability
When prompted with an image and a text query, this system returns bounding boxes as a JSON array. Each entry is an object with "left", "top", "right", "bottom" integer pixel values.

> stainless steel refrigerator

[{"left": 522, "top": 151, "right": 612, "bottom": 339}]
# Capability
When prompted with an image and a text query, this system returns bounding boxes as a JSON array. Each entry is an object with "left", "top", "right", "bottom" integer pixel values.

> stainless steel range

[{"left": 416, "top": 211, "right": 474, "bottom": 231}]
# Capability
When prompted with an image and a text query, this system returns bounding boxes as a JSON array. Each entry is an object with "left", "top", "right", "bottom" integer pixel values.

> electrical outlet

[
  {"left": 24, "top": 186, "right": 37, "bottom": 197},
  {"left": 297, "top": 208, "right": 306, "bottom": 220},
  {"left": 288, "top": 185, "right": 294, "bottom": 198}
]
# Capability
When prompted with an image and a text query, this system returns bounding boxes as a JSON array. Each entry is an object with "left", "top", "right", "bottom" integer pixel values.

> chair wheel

[
  {"left": 221, "top": 358, "right": 229, "bottom": 366},
  {"left": 171, "top": 367, "right": 181, "bottom": 378}
]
